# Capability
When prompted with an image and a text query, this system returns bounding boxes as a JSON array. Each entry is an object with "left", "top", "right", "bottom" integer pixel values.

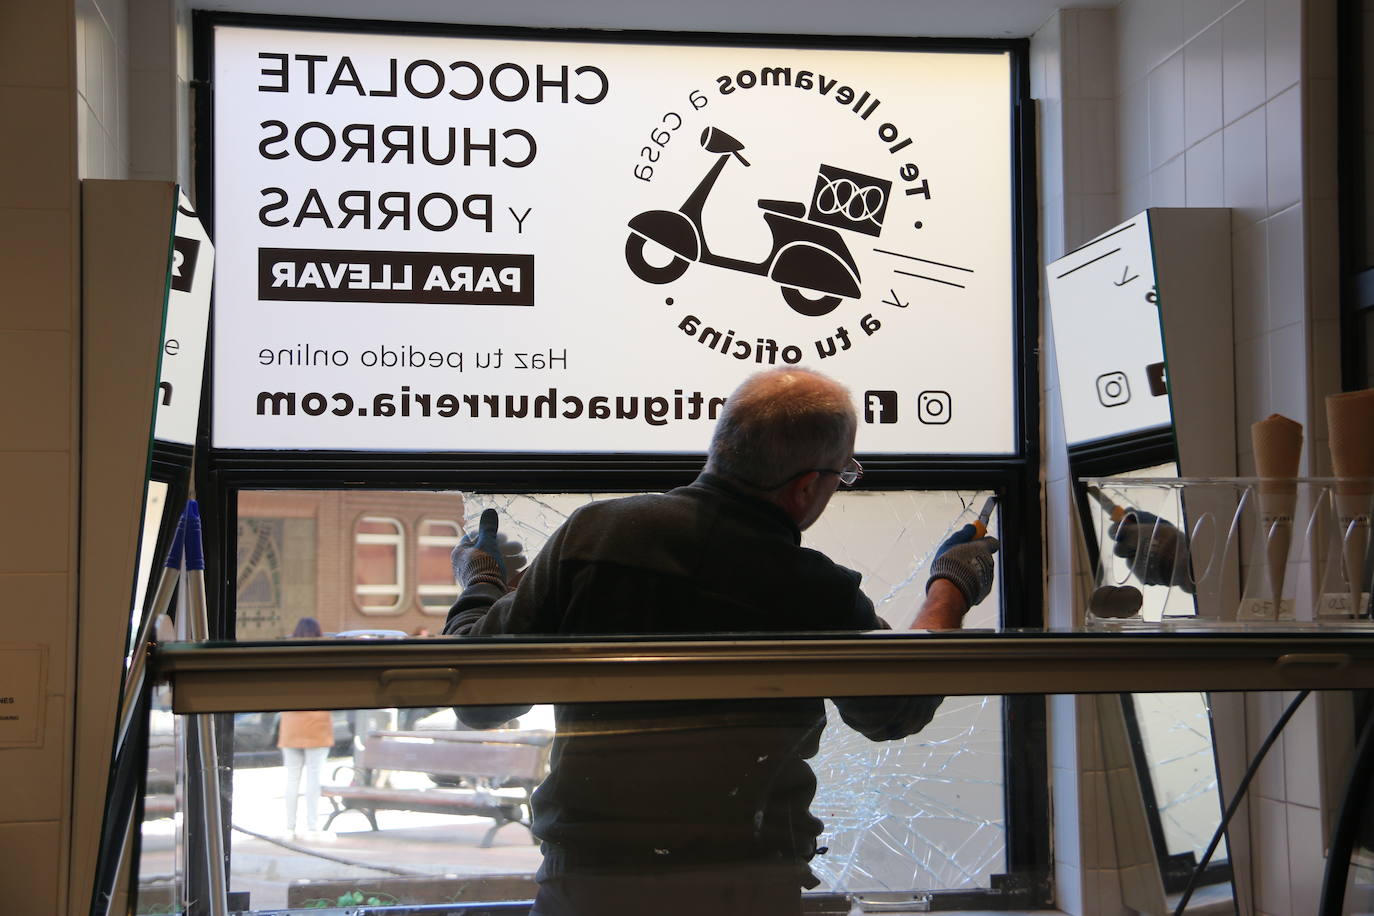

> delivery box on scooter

[{"left": 807, "top": 164, "right": 892, "bottom": 238}]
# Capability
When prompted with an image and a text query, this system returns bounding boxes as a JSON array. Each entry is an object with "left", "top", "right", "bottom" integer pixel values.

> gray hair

[{"left": 705, "top": 368, "right": 857, "bottom": 489}]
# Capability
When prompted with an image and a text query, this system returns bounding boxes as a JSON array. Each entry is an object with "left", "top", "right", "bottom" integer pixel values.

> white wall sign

[
  {"left": 1046, "top": 213, "right": 1173, "bottom": 447},
  {"left": 0, "top": 644, "right": 46, "bottom": 747},
  {"left": 211, "top": 24, "right": 1017, "bottom": 454},
  {"left": 155, "top": 191, "right": 215, "bottom": 446}
]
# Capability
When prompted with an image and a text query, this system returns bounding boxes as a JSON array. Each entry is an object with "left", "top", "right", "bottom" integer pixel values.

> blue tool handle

[
  {"left": 163, "top": 509, "right": 187, "bottom": 570},
  {"left": 184, "top": 500, "right": 205, "bottom": 572}
]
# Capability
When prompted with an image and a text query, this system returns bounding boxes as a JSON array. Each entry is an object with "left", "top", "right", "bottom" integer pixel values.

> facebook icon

[{"left": 864, "top": 390, "right": 898, "bottom": 424}]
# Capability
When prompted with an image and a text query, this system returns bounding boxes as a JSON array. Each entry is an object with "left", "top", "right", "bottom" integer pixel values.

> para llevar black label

[{"left": 257, "top": 247, "right": 535, "bottom": 306}]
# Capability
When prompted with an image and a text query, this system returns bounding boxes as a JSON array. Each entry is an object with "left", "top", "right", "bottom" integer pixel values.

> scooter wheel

[
  {"left": 782, "top": 286, "right": 842, "bottom": 317},
  {"left": 625, "top": 234, "right": 689, "bottom": 284}
]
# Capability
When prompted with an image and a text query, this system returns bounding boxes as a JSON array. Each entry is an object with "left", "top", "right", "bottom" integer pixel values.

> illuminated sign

[{"left": 211, "top": 25, "right": 1016, "bottom": 453}]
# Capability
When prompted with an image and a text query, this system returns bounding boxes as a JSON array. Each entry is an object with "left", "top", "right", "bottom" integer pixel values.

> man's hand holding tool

[
  {"left": 1108, "top": 508, "right": 1194, "bottom": 592},
  {"left": 927, "top": 497, "right": 1001, "bottom": 608},
  {"left": 452, "top": 508, "right": 527, "bottom": 591},
  {"left": 1085, "top": 486, "right": 1194, "bottom": 592}
]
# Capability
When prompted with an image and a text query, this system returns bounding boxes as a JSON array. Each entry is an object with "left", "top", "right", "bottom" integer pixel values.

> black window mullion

[
  {"left": 1002, "top": 695, "right": 1052, "bottom": 907},
  {"left": 1003, "top": 50, "right": 1049, "bottom": 901},
  {"left": 1338, "top": 0, "right": 1372, "bottom": 391}
]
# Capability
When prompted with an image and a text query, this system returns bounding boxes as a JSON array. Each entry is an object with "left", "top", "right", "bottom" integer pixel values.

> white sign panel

[
  {"left": 212, "top": 25, "right": 1017, "bottom": 453},
  {"left": 1046, "top": 213, "right": 1173, "bottom": 447},
  {"left": 155, "top": 191, "right": 215, "bottom": 446}
]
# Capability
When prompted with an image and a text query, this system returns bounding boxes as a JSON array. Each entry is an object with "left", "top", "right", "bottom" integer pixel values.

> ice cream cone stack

[
  {"left": 1252, "top": 414, "right": 1303, "bottom": 613},
  {"left": 1326, "top": 390, "right": 1374, "bottom": 616}
]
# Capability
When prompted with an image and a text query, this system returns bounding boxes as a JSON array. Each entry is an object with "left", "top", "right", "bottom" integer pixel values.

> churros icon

[
  {"left": 1251, "top": 414, "right": 1303, "bottom": 615},
  {"left": 1326, "top": 390, "right": 1374, "bottom": 617}
]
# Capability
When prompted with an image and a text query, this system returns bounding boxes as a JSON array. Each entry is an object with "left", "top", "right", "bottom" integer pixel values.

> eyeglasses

[
  {"left": 822, "top": 457, "right": 864, "bottom": 487},
  {"left": 748, "top": 457, "right": 863, "bottom": 491}
]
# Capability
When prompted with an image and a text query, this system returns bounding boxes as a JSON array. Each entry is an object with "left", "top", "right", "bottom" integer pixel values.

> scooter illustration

[{"left": 625, "top": 127, "right": 862, "bottom": 317}]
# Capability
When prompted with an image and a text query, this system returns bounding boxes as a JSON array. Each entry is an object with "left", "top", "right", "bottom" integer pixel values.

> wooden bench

[{"left": 322, "top": 729, "right": 552, "bottom": 847}]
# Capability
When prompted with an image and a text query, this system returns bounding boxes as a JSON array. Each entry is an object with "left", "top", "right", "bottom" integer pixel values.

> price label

[{"left": 1317, "top": 593, "right": 1372, "bottom": 618}]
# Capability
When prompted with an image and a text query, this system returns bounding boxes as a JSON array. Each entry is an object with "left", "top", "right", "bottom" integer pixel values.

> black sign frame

[{"left": 191, "top": 10, "right": 1047, "bottom": 910}]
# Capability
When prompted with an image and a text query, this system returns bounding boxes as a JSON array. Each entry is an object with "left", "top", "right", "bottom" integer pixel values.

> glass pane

[
  {"left": 221, "top": 483, "right": 1012, "bottom": 906},
  {"left": 237, "top": 488, "right": 1004, "bottom": 636},
  {"left": 1336, "top": 693, "right": 1374, "bottom": 911},
  {"left": 236, "top": 508, "right": 318, "bottom": 639},
  {"left": 811, "top": 695, "right": 1004, "bottom": 890},
  {"left": 802, "top": 490, "right": 1001, "bottom": 630},
  {"left": 132, "top": 480, "right": 170, "bottom": 642},
  {"left": 187, "top": 694, "right": 1002, "bottom": 912},
  {"left": 1080, "top": 461, "right": 1179, "bottom": 623},
  {"left": 135, "top": 691, "right": 181, "bottom": 916},
  {"left": 1131, "top": 692, "right": 1226, "bottom": 863},
  {"left": 1076, "top": 468, "right": 1229, "bottom": 884}
]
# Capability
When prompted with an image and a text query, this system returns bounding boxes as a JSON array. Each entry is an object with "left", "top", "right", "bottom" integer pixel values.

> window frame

[{"left": 191, "top": 10, "right": 1046, "bottom": 908}]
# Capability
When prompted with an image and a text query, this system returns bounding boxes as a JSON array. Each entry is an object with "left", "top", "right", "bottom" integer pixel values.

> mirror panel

[
  {"left": 1046, "top": 210, "right": 1236, "bottom": 905},
  {"left": 87, "top": 184, "right": 215, "bottom": 916},
  {"left": 81, "top": 178, "right": 179, "bottom": 916},
  {"left": 1046, "top": 216, "right": 1170, "bottom": 448}
]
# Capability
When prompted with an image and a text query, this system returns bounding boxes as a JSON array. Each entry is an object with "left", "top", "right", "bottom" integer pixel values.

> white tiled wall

[
  {"left": 0, "top": 0, "right": 139, "bottom": 911},
  {"left": 1116, "top": 5, "right": 1341, "bottom": 915},
  {"left": 79, "top": 0, "right": 185, "bottom": 186},
  {"left": 1033, "top": 10, "right": 1126, "bottom": 913},
  {"left": 1112, "top": 0, "right": 1333, "bottom": 472},
  {"left": 127, "top": 0, "right": 187, "bottom": 185},
  {"left": 1036, "top": 1, "right": 1346, "bottom": 914},
  {"left": 77, "top": 0, "right": 130, "bottom": 180},
  {"left": 0, "top": 0, "right": 80, "bottom": 912}
]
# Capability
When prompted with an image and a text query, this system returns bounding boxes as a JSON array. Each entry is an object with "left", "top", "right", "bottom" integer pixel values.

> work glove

[
  {"left": 451, "top": 509, "right": 519, "bottom": 591},
  {"left": 496, "top": 535, "right": 527, "bottom": 587},
  {"left": 1108, "top": 509, "right": 1195, "bottom": 592},
  {"left": 927, "top": 527, "right": 1000, "bottom": 607},
  {"left": 473, "top": 517, "right": 527, "bottom": 585}
]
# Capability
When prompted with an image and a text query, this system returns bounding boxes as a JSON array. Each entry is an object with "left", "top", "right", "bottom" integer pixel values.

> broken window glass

[{"left": 228, "top": 487, "right": 1007, "bottom": 897}]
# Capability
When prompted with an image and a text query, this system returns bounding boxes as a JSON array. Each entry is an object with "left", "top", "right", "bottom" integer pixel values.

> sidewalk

[{"left": 136, "top": 759, "right": 542, "bottom": 911}]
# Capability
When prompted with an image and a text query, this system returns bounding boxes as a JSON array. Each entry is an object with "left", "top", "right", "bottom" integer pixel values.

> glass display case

[{"left": 1081, "top": 477, "right": 1374, "bottom": 626}]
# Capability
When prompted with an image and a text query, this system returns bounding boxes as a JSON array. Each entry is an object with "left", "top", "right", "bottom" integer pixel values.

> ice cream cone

[
  {"left": 1251, "top": 414, "right": 1303, "bottom": 611},
  {"left": 1253, "top": 414, "right": 1304, "bottom": 490}
]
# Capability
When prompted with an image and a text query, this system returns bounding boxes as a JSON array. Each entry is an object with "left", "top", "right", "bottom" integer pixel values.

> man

[{"left": 444, "top": 368, "right": 999, "bottom": 916}]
